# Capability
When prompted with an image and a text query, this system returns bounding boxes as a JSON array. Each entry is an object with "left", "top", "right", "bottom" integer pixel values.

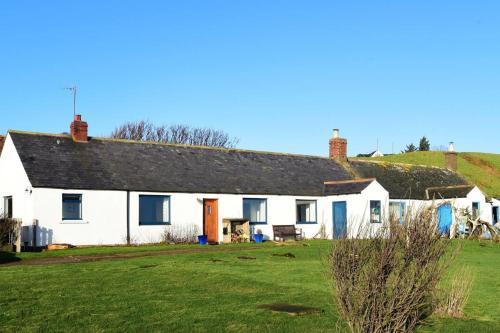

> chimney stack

[
  {"left": 329, "top": 128, "right": 347, "bottom": 160},
  {"left": 70, "top": 114, "right": 88, "bottom": 142},
  {"left": 444, "top": 141, "right": 457, "bottom": 172}
]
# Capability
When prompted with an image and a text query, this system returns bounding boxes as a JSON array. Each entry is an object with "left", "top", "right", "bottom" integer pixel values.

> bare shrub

[
  {"left": 111, "top": 121, "right": 239, "bottom": 148},
  {"left": 0, "top": 216, "right": 21, "bottom": 248},
  {"left": 329, "top": 208, "right": 456, "bottom": 333},
  {"left": 161, "top": 224, "right": 199, "bottom": 244},
  {"left": 435, "top": 267, "right": 473, "bottom": 318}
]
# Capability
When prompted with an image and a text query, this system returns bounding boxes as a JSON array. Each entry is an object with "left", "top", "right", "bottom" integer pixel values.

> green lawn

[
  {"left": 354, "top": 151, "right": 500, "bottom": 197},
  {"left": 0, "top": 241, "right": 498, "bottom": 333}
]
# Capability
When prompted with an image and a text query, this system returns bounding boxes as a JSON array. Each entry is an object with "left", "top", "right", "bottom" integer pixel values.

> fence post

[
  {"left": 15, "top": 220, "right": 21, "bottom": 253},
  {"left": 32, "top": 219, "right": 38, "bottom": 249}
]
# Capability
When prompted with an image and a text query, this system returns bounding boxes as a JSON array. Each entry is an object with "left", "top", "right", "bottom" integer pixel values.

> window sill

[
  {"left": 139, "top": 222, "right": 171, "bottom": 226},
  {"left": 296, "top": 221, "right": 318, "bottom": 225},
  {"left": 370, "top": 221, "right": 382, "bottom": 224},
  {"left": 249, "top": 222, "right": 267, "bottom": 225},
  {"left": 61, "top": 220, "right": 88, "bottom": 224}
]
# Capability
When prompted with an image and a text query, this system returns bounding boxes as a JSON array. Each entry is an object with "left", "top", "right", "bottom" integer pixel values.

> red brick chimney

[
  {"left": 329, "top": 129, "right": 347, "bottom": 160},
  {"left": 70, "top": 114, "right": 88, "bottom": 142},
  {"left": 444, "top": 142, "right": 457, "bottom": 172}
]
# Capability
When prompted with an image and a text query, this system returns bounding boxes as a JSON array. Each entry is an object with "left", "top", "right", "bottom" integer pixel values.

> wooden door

[
  {"left": 203, "top": 199, "right": 218, "bottom": 243},
  {"left": 332, "top": 201, "right": 347, "bottom": 239}
]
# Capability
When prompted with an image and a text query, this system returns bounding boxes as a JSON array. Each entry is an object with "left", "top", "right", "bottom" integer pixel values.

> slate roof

[
  {"left": 323, "top": 179, "right": 374, "bottom": 196},
  {"left": 9, "top": 131, "right": 353, "bottom": 196},
  {"left": 349, "top": 160, "right": 470, "bottom": 200},
  {"left": 426, "top": 185, "right": 475, "bottom": 200},
  {"left": 8, "top": 131, "right": 474, "bottom": 199}
]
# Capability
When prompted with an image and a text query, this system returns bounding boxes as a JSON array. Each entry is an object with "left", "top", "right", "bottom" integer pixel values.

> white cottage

[{"left": 0, "top": 116, "right": 491, "bottom": 247}]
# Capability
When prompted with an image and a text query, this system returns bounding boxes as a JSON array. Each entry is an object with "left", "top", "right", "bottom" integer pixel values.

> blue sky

[{"left": 1, "top": 1, "right": 499, "bottom": 155}]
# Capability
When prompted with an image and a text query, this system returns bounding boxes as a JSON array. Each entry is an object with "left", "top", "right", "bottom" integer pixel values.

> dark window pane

[
  {"left": 370, "top": 200, "right": 381, "bottom": 223},
  {"left": 62, "top": 194, "right": 82, "bottom": 220},
  {"left": 139, "top": 195, "right": 170, "bottom": 224},
  {"left": 4, "top": 196, "right": 13, "bottom": 218},
  {"left": 296, "top": 200, "right": 316, "bottom": 223},
  {"left": 243, "top": 199, "right": 266, "bottom": 223}
]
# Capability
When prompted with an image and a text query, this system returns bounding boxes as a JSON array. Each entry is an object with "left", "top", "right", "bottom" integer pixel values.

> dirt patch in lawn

[
  {"left": 1, "top": 246, "right": 263, "bottom": 267},
  {"left": 237, "top": 255, "right": 256, "bottom": 260},
  {"left": 272, "top": 252, "right": 296, "bottom": 258},
  {"left": 258, "top": 303, "right": 323, "bottom": 316}
]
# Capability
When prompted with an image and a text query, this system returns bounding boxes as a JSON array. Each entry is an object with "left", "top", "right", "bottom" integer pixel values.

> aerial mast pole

[{"left": 65, "top": 85, "right": 77, "bottom": 118}]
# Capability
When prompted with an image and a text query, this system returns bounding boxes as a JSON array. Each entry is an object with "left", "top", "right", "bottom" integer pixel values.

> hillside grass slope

[{"left": 354, "top": 151, "right": 500, "bottom": 197}]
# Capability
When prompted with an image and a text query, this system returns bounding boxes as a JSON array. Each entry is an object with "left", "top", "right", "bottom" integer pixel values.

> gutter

[{"left": 126, "top": 190, "right": 130, "bottom": 245}]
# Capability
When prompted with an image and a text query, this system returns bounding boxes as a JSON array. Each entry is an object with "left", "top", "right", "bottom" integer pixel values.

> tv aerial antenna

[{"left": 65, "top": 85, "right": 77, "bottom": 118}]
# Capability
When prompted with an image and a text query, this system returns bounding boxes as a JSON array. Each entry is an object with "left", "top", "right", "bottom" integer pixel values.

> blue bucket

[
  {"left": 253, "top": 234, "right": 264, "bottom": 243},
  {"left": 198, "top": 235, "right": 208, "bottom": 245}
]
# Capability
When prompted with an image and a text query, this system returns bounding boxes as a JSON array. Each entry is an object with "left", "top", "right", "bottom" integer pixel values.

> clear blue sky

[{"left": 1, "top": 1, "right": 499, "bottom": 155}]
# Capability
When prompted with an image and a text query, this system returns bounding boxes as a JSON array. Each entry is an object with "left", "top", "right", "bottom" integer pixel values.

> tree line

[
  {"left": 111, "top": 120, "right": 239, "bottom": 148},
  {"left": 403, "top": 136, "right": 430, "bottom": 153}
]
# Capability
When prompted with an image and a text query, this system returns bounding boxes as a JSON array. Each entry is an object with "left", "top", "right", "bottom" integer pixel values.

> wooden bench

[{"left": 272, "top": 225, "right": 302, "bottom": 242}]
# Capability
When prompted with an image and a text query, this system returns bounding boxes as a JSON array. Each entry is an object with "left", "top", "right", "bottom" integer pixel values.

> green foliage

[
  {"left": 0, "top": 241, "right": 499, "bottom": 332},
  {"left": 403, "top": 143, "right": 418, "bottom": 153},
  {"left": 419, "top": 136, "right": 430, "bottom": 151}
]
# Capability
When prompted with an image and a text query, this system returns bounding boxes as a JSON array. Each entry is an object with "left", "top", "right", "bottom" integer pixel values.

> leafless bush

[
  {"left": 435, "top": 267, "right": 473, "bottom": 318},
  {"left": 111, "top": 121, "right": 239, "bottom": 148},
  {"left": 329, "top": 208, "right": 456, "bottom": 333},
  {"left": 161, "top": 224, "right": 199, "bottom": 244},
  {"left": 0, "top": 216, "right": 21, "bottom": 248}
]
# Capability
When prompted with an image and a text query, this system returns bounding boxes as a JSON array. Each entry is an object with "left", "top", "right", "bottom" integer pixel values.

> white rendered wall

[
  {"left": 0, "top": 134, "right": 34, "bottom": 226},
  {"left": 31, "top": 188, "right": 127, "bottom": 246},
  {"left": 128, "top": 192, "right": 329, "bottom": 243}
]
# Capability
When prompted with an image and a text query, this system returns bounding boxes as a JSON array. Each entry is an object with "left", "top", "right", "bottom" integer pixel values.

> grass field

[
  {"left": 0, "top": 241, "right": 499, "bottom": 333},
  {"left": 354, "top": 151, "right": 500, "bottom": 197}
]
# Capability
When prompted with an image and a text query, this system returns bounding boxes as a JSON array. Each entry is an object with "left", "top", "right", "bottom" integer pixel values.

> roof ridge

[
  {"left": 8, "top": 129, "right": 331, "bottom": 160},
  {"left": 324, "top": 178, "right": 375, "bottom": 185},
  {"left": 351, "top": 158, "right": 450, "bottom": 170},
  {"left": 426, "top": 184, "right": 474, "bottom": 191}
]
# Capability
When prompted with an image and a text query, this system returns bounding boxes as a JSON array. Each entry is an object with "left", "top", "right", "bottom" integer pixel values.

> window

[
  {"left": 472, "top": 202, "right": 480, "bottom": 219},
  {"left": 370, "top": 200, "right": 381, "bottom": 223},
  {"left": 389, "top": 201, "right": 405, "bottom": 224},
  {"left": 243, "top": 198, "right": 267, "bottom": 224},
  {"left": 139, "top": 195, "right": 170, "bottom": 225},
  {"left": 3, "top": 196, "right": 12, "bottom": 218},
  {"left": 493, "top": 206, "right": 499, "bottom": 226},
  {"left": 62, "top": 194, "right": 82, "bottom": 220},
  {"left": 296, "top": 200, "right": 317, "bottom": 223}
]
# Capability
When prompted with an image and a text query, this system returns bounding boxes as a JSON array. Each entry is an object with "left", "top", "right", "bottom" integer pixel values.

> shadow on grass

[{"left": 0, "top": 251, "right": 21, "bottom": 265}]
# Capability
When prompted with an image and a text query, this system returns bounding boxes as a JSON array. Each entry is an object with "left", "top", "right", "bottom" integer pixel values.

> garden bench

[{"left": 272, "top": 225, "right": 302, "bottom": 242}]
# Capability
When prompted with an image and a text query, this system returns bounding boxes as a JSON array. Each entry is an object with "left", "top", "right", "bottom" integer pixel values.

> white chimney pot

[
  {"left": 448, "top": 142, "right": 455, "bottom": 152},
  {"left": 333, "top": 129, "right": 339, "bottom": 139}
]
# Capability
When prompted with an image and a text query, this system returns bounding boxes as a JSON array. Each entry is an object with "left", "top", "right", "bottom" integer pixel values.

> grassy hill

[{"left": 354, "top": 151, "right": 500, "bottom": 198}]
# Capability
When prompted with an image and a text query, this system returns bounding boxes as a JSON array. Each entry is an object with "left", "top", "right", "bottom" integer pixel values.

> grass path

[{"left": 0, "top": 245, "right": 265, "bottom": 266}]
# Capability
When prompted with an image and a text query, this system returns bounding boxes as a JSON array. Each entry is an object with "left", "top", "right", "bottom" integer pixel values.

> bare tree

[{"left": 110, "top": 120, "right": 239, "bottom": 148}]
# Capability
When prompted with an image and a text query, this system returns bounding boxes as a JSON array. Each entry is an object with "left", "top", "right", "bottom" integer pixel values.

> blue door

[
  {"left": 438, "top": 203, "right": 452, "bottom": 235},
  {"left": 333, "top": 201, "right": 347, "bottom": 239}
]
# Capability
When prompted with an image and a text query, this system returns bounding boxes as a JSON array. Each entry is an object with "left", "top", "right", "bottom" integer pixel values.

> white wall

[
  {"left": 31, "top": 188, "right": 127, "bottom": 246},
  {"left": 128, "top": 191, "right": 329, "bottom": 244},
  {"left": 23, "top": 182, "right": 390, "bottom": 245},
  {"left": 0, "top": 134, "right": 34, "bottom": 226}
]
